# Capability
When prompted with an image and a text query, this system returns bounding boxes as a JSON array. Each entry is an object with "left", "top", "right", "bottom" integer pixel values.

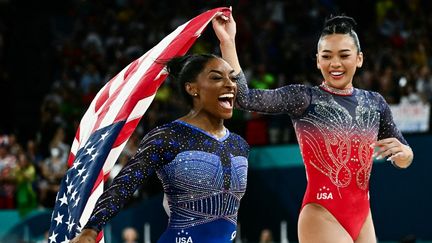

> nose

[
  {"left": 225, "top": 77, "right": 236, "bottom": 88},
  {"left": 330, "top": 57, "right": 342, "bottom": 68}
]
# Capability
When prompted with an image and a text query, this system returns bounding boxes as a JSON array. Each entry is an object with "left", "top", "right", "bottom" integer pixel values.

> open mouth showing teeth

[
  {"left": 330, "top": 71, "right": 344, "bottom": 77},
  {"left": 218, "top": 93, "right": 234, "bottom": 109}
]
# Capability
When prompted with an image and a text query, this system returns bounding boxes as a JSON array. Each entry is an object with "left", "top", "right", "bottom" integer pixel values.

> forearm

[{"left": 220, "top": 40, "right": 241, "bottom": 74}]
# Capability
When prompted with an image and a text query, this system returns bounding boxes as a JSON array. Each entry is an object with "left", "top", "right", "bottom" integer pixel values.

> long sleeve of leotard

[
  {"left": 376, "top": 93, "right": 408, "bottom": 145},
  {"left": 84, "top": 125, "right": 176, "bottom": 232},
  {"left": 235, "top": 71, "right": 311, "bottom": 117}
]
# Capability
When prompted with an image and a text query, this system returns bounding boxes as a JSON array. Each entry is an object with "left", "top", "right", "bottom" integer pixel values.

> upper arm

[{"left": 235, "top": 72, "right": 311, "bottom": 116}]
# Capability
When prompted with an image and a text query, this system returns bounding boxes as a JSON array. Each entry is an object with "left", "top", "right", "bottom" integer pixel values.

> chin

[{"left": 220, "top": 112, "right": 233, "bottom": 120}]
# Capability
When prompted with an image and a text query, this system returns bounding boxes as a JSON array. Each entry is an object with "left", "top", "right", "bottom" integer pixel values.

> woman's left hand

[{"left": 373, "top": 138, "right": 413, "bottom": 168}]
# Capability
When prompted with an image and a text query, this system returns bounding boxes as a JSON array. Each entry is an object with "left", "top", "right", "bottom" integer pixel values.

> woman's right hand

[
  {"left": 212, "top": 10, "right": 242, "bottom": 74},
  {"left": 212, "top": 10, "right": 236, "bottom": 44},
  {"left": 70, "top": 229, "right": 98, "bottom": 243}
]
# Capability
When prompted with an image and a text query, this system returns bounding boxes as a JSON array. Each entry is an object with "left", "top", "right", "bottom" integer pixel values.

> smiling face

[
  {"left": 317, "top": 34, "right": 363, "bottom": 89},
  {"left": 186, "top": 57, "right": 237, "bottom": 120}
]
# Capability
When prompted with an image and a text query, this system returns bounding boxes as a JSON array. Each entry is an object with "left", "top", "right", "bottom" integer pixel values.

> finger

[
  {"left": 376, "top": 137, "right": 398, "bottom": 146},
  {"left": 215, "top": 13, "right": 229, "bottom": 22},
  {"left": 219, "top": 7, "right": 231, "bottom": 18},
  {"left": 374, "top": 143, "right": 399, "bottom": 155},
  {"left": 388, "top": 151, "right": 404, "bottom": 161},
  {"left": 376, "top": 146, "right": 402, "bottom": 160}
]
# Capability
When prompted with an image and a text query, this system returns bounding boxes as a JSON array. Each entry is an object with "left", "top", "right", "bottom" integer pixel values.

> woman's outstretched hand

[{"left": 70, "top": 229, "right": 98, "bottom": 243}]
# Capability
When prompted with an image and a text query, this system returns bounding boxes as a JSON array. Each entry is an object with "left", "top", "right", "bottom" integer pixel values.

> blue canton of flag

[{"left": 48, "top": 122, "right": 124, "bottom": 243}]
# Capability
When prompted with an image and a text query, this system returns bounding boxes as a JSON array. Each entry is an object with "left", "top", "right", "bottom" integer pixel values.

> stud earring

[{"left": 193, "top": 93, "right": 198, "bottom": 97}]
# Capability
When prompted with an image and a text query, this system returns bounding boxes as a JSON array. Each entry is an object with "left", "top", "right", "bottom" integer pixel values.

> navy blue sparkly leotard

[{"left": 84, "top": 120, "right": 249, "bottom": 243}]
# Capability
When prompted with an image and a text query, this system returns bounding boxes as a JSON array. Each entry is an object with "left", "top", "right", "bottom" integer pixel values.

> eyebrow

[
  {"left": 321, "top": 49, "right": 352, "bottom": 53},
  {"left": 209, "top": 69, "right": 236, "bottom": 75}
]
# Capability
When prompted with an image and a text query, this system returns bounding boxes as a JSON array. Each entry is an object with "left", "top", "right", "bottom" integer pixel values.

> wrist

[
  {"left": 219, "top": 40, "right": 236, "bottom": 48},
  {"left": 81, "top": 228, "right": 98, "bottom": 238},
  {"left": 390, "top": 154, "right": 413, "bottom": 169}
]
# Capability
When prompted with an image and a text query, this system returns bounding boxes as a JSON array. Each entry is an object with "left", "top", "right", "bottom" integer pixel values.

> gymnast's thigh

[
  {"left": 355, "top": 211, "right": 377, "bottom": 243},
  {"left": 298, "top": 203, "right": 353, "bottom": 243}
]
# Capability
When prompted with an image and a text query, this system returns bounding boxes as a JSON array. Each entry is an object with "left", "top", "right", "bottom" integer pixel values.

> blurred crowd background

[{"left": 0, "top": 0, "right": 431, "bottom": 242}]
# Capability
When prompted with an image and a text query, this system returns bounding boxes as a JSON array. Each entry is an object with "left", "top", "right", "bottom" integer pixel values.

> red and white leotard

[{"left": 235, "top": 72, "right": 408, "bottom": 240}]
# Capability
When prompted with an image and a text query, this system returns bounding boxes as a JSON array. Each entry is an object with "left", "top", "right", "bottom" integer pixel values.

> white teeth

[
  {"left": 331, "top": 72, "right": 344, "bottom": 76},
  {"left": 218, "top": 93, "right": 234, "bottom": 98}
]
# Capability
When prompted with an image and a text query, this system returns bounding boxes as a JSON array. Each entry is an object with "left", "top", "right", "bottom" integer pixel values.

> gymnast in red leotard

[{"left": 212, "top": 12, "right": 414, "bottom": 243}]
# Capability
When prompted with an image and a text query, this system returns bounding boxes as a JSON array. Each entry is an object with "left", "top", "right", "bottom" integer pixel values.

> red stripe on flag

[
  {"left": 67, "top": 153, "right": 76, "bottom": 168},
  {"left": 113, "top": 118, "right": 141, "bottom": 148},
  {"left": 90, "top": 60, "right": 143, "bottom": 134},
  {"left": 123, "top": 58, "right": 140, "bottom": 81},
  {"left": 95, "top": 77, "right": 114, "bottom": 113},
  {"left": 91, "top": 168, "right": 105, "bottom": 193}
]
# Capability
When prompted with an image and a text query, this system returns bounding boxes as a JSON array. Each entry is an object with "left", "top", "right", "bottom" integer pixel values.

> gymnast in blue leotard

[{"left": 70, "top": 53, "right": 249, "bottom": 243}]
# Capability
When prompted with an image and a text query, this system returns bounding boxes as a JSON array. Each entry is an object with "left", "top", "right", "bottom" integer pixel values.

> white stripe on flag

[
  {"left": 126, "top": 94, "right": 157, "bottom": 123},
  {"left": 79, "top": 180, "right": 104, "bottom": 230},
  {"left": 76, "top": 98, "right": 100, "bottom": 150},
  {"left": 101, "top": 143, "right": 127, "bottom": 175},
  {"left": 98, "top": 22, "right": 189, "bottom": 130},
  {"left": 108, "top": 66, "right": 129, "bottom": 97}
]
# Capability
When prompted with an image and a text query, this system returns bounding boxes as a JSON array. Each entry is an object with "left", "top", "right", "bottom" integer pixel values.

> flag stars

[
  {"left": 90, "top": 151, "right": 99, "bottom": 161},
  {"left": 83, "top": 140, "right": 92, "bottom": 149},
  {"left": 67, "top": 184, "right": 74, "bottom": 194},
  {"left": 54, "top": 212, "right": 64, "bottom": 226},
  {"left": 86, "top": 146, "right": 96, "bottom": 156},
  {"left": 81, "top": 174, "right": 89, "bottom": 184},
  {"left": 77, "top": 167, "right": 86, "bottom": 177},
  {"left": 71, "top": 189, "right": 78, "bottom": 201},
  {"left": 73, "top": 196, "right": 81, "bottom": 208},
  {"left": 76, "top": 223, "right": 83, "bottom": 233},
  {"left": 100, "top": 131, "right": 110, "bottom": 141},
  {"left": 71, "top": 159, "right": 82, "bottom": 170},
  {"left": 58, "top": 193, "right": 68, "bottom": 206},
  {"left": 48, "top": 232, "right": 58, "bottom": 243},
  {"left": 66, "top": 218, "right": 75, "bottom": 233}
]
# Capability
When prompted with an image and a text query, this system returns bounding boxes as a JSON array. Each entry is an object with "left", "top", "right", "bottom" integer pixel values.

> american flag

[{"left": 48, "top": 7, "right": 230, "bottom": 243}]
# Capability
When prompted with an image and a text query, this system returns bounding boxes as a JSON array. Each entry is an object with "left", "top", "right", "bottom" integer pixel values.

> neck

[
  {"left": 180, "top": 109, "right": 226, "bottom": 138},
  {"left": 320, "top": 82, "right": 354, "bottom": 96}
]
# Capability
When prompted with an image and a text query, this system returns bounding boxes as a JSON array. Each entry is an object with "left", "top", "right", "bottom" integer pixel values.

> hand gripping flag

[{"left": 48, "top": 7, "right": 230, "bottom": 243}]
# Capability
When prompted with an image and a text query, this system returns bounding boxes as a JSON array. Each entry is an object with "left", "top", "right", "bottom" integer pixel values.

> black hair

[
  {"left": 165, "top": 53, "right": 219, "bottom": 107},
  {"left": 318, "top": 15, "right": 361, "bottom": 52}
]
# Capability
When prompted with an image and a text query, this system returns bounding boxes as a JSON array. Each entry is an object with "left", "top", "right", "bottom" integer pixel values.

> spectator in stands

[
  {"left": 37, "top": 147, "right": 67, "bottom": 208},
  {"left": 49, "top": 127, "right": 70, "bottom": 165},
  {"left": 14, "top": 151, "right": 37, "bottom": 217},
  {"left": 259, "top": 228, "right": 274, "bottom": 243},
  {"left": 213, "top": 12, "right": 413, "bottom": 243},
  {"left": 0, "top": 138, "right": 17, "bottom": 209},
  {"left": 122, "top": 227, "right": 139, "bottom": 243}
]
